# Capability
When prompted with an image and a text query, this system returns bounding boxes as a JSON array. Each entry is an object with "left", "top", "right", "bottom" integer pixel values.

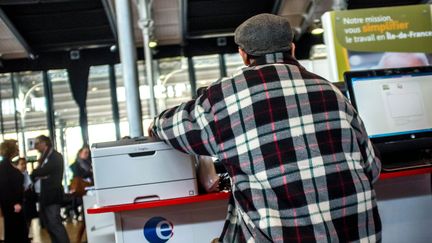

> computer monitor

[{"left": 345, "top": 66, "right": 432, "bottom": 158}]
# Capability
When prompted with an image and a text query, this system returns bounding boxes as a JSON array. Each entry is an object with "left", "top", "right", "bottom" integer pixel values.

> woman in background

[
  {"left": 69, "top": 145, "right": 93, "bottom": 216},
  {"left": 70, "top": 145, "right": 93, "bottom": 181},
  {"left": 0, "top": 140, "right": 30, "bottom": 243},
  {"left": 69, "top": 145, "right": 93, "bottom": 243}
]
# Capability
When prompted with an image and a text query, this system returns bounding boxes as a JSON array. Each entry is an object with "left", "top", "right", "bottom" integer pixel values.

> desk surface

[
  {"left": 88, "top": 167, "right": 431, "bottom": 215},
  {"left": 380, "top": 166, "right": 432, "bottom": 180}
]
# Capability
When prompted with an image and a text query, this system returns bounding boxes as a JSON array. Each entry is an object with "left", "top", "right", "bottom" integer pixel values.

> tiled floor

[{"left": 0, "top": 217, "right": 87, "bottom": 243}]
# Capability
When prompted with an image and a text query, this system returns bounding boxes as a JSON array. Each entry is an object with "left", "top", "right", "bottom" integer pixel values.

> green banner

[{"left": 334, "top": 4, "right": 432, "bottom": 52}]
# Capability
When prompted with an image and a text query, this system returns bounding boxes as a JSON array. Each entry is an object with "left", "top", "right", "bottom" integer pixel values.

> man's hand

[
  {"left": 14, "top": 203, "right": 22, "bottom": 213},
  {"left": 147, "top": 121, "right": 156, "bottom": 138}
]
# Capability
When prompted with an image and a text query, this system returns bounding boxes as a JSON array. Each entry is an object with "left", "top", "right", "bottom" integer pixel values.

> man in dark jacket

[
  {"left": 0, "top": 140, "right": 30, "bottom": 243},
  {"left": 31, "top": 135, "right": 70, "bottom": 243},
  {"left": 149, "top": 14, "right": 381, "bottom": 242}
]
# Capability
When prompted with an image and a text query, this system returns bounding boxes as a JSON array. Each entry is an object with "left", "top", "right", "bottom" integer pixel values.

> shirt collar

[{"left": 249, "top": 52, "right": 301, "bottom": 67}]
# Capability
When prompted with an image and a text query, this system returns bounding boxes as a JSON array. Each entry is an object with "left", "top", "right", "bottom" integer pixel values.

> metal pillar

[
  {"left": 109, "top": 65, "right": 121, "bottom": 140},
  {"left": 0, "top": 80, "right": 4, "bottom": 140},
  {"left": 187, "top": 57, "right": 197, "bottom": 98},
  {"left": 137, "top": 0, "right": 157, "bottom": 118},
  {"left": 42, "top": 71, "right": 56, "bottom": 148},
  {"left": 10, "top": 73, "right": 19, "bottom": 137},
  {"left": 218, "top": 54, "right": 227, "bottom": 78},
  {"left": 115, "top": 0, "right": 143, "bottom": 137},
  {"left": 58, "top": 122, "right": 69, "bottom": 192}
]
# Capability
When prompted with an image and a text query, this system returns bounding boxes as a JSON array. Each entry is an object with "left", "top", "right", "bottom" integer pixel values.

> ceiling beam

[
  {"left": 272, "top": 0, "right": 282, "bottom": 14},
  {"left": 0, "top": 7, "right": 36, "bottom": 59},
  {"left": 0, "top": 47, "right": 119, "bottom": 72},
  {"left": 0, "top": 0, "right": 88, "bottom": 5},
  {"left": 101, "top": 0, "right": 118, "bottom": 41},
  {"left": 180, "top": 0, "right": 187, "bottom": 44}
]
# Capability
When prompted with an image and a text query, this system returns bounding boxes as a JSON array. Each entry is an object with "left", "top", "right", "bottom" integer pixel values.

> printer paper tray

[{"left": 95, "top": 178, "right": 197, "bottom": 207}]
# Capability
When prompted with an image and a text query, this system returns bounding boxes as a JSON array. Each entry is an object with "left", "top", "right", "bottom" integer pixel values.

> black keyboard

[
  {"left": 382, "top": 159, "right": 432, "bottom": 172},
  {"left": 379, "top": 147, "right": 432, "bottom": 172}
]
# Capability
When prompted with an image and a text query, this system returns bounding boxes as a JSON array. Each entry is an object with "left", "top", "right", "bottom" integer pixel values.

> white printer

[{"left": 91, "top": 137, "right": 198, "bottom": 207}]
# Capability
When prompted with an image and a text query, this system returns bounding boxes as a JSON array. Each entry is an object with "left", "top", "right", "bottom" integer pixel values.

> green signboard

[
  {"left": 335, "top": 4, "right": 432, "bottom": 52},
  {"left": 323, "top": 4, "right": 432, "bottom": 81}
]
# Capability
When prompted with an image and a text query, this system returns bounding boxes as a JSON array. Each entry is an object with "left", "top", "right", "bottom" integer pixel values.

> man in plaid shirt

[{"left": 149, "top": 13, "right": 381, "bottom": 242}]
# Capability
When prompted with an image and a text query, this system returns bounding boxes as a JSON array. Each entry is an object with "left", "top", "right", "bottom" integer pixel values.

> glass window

[
  {"left": 17, "top": 71, "right": 46, "bottom": 129},
  {"left": 0, "top": 72, "right": 50, "bottom": 170},
  {"left": 0, "top": 73, "right": 18, "bottom": 141},
  {"left": 50, "top": 69, "right": 79, "bottom": 127},
  {"left": 114, "top": 58, "right": 193, "bottom": 137},
  {"left": 115, "top": 62, "right": 153, "bottom": 137},
  {"left": 87, "top": 65, "right": 117, "bottom": 143},
  {"left": 13, "top": 71, "right": 47, "bottom": 157},
  {"left": 114, "top": 63, "right": 131, "bottom": 138},
  {"left": 49, "top": 69, "right": 80, "bottom": 164},
  {"left": 193, "top": 55, "right": 220, "bottom": 89},
  {"left": 87, "top": 65, "right": 114, "bottom": 125},
  {"left": 224, "top": 53, "right": 244, "bottom": 76},
  {"left": 156, "top": 57, "right": 191, "bottom": 113}
]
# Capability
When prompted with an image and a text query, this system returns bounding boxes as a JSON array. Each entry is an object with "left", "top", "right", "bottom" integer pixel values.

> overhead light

[
  {"left": 311, "top": 27, "right": 324, "bottom": 35},
  {"left": 148, "top": 40, "right": 158, "bottom": 48},
  {"left": 29, "top": 53, "right": 38, "bottom": 60},
  {"left": 311, "top": 19, "right": 324, "bottom": 35},
  {"left": 91, "top": 87, "right": 98, "bottom": 92}
]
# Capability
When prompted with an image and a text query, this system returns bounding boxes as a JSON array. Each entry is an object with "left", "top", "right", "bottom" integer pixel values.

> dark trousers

[
  {"left": 40, "top": 204, "right": 70, "bottom": 243},
  {"left": 1, "top": 204, "right": 30, "bottom": 243}
]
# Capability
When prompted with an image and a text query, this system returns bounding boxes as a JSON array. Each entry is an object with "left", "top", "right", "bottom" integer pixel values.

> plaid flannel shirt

[{"left": 152, "top": 53, "right": 382, "bottom": 243}]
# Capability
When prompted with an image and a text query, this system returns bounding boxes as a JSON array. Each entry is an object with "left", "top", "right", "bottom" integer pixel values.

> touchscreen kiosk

[{"left": 345, "top": 66, "right": 432, "bottom": 170}]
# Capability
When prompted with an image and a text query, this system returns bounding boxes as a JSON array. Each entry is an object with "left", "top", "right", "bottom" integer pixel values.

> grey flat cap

[{"left": 234, "top": 14, "right": 294, "bottom": 56}]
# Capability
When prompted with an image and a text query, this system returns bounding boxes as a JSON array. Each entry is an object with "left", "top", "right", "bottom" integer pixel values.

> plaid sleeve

[
  {"left": 349, "top": 108, "right": 382, "bottom": 183},
  {"left": 152, "top": 93, "right": 218, "bottom": 156}
]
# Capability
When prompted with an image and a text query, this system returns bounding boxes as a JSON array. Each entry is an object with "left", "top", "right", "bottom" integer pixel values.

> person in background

[
  {"left": 149, "top": 14, "right": 381, "bottom": 242},
  {"left": 69, "top": 145, "right": 93, "bottom": 243},
  {"left": 376, "top": 52, "right": 430, "bottom": 69},
  {"left": 15, "top": 158, "right": 32, "bottom": 192},
  {"left": 31, "top": 135, "right": 70, "bottom": 243},
  {"left": 0, "top": 140, "right": 30, "bottom": 243},
  {"left": 69, "top": 145, "right": 93, "bottom": 182},
  {"left": 15, "top": 158, "right": 38, "bottom": 234}
]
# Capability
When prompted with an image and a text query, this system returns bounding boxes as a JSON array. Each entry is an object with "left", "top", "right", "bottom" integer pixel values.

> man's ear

[
  {"left": 290, "top": 43, "right": 296, "bottom": 58},
  {"left": 238, "top": 48, "right": 250, "bottom": 66}
]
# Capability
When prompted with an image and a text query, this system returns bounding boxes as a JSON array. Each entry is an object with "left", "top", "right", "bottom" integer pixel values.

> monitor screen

[{"left": 345, "top": 66, "right": 432, "bottom": 145}]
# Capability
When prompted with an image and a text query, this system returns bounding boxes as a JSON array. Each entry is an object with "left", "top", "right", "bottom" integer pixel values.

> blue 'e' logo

[{"left": 143, "top": 216, "right": 174, "bottom": 243}]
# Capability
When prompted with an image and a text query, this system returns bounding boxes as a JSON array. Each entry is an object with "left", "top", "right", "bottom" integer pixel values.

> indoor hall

[
  {"left": 0, "top": 0, "right": 431, "bottom": 243},
  {"left": 0, "top": 217, "right": 86, "bottom": 243}
]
